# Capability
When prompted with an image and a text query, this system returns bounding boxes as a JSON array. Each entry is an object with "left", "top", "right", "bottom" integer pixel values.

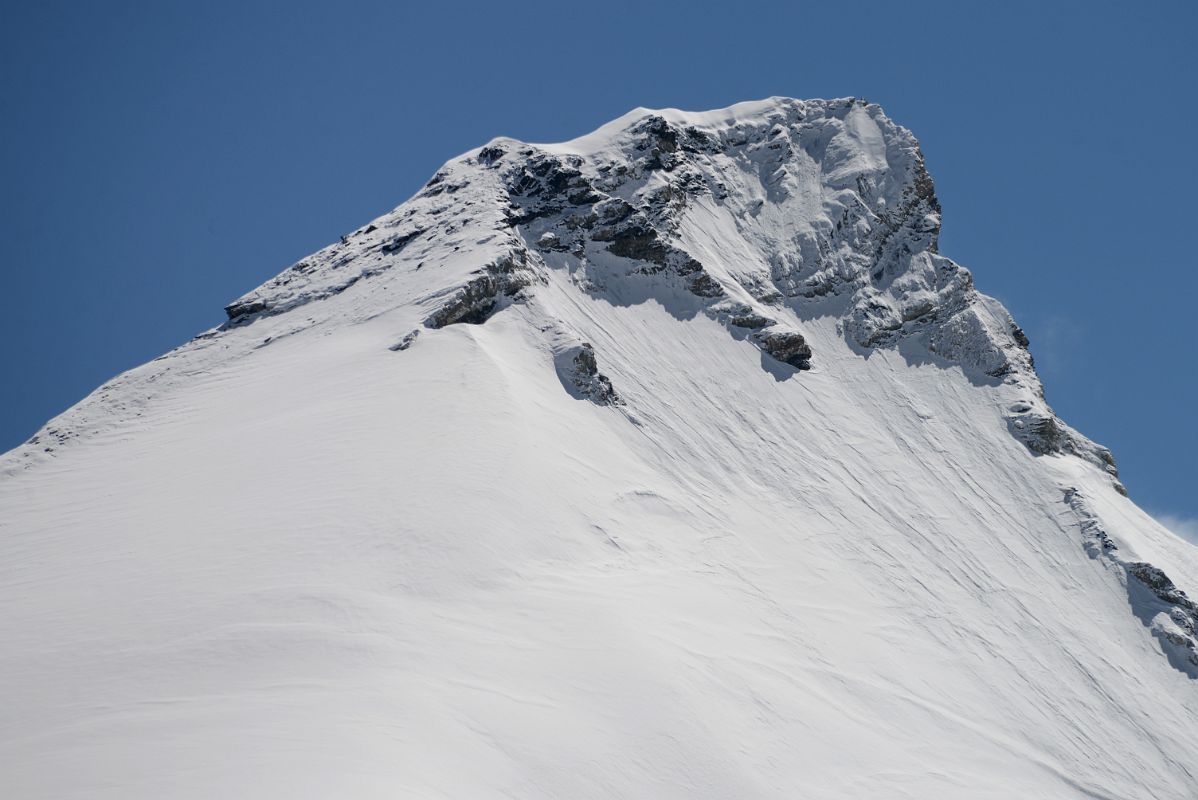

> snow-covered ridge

[
  {"left": 4, "top": 97, "right": 1197, "bottom": 799},
  {"left": 6, "top": 98, "right": 1110, "bottom": 483},
  {"left": 214, "top": 96, "right": 1118, "bottom": 484}
]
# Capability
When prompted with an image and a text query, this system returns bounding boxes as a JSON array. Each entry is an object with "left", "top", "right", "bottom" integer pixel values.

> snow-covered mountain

[{"left": 3, "top": 97, "right": 1196, "bottom": 799}]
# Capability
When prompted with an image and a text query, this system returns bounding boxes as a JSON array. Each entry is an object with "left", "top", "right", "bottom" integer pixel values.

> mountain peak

[
  {"left": 6, "top": 99, "right": 1198, "bottom": 799},
  {"left": 216, "top": 97, "right": 1113, "bottom": 483},
  {"left": 9, "top": 99, "right": 1119, "bottom": 491}
]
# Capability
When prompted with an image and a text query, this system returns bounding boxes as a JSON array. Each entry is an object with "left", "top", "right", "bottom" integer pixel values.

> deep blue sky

[{"left": 2, "top": 1, "right": 1195, "bottom": 531}]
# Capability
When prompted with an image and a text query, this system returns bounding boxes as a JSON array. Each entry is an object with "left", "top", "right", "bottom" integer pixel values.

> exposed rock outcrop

[
  {"left": 1065, "top": 488, "right": 1197, "bottom": 677},
  {"left": 213, "top": 96, "right": 1117, "bottom": 486},
  {"left": 389, "top": 330, "right": 419, "bottom": 351},
  {"left": 425, "top": 249, "right": 540, "bottom": 329},
  {"left": 754, "top": 327, "right": 813, "bottom": 370},
  {"left": 555, "top": 343, "right": 621, "bottom": 406}
]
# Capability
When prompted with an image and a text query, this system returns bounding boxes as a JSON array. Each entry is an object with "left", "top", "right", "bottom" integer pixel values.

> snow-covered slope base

[{"left": 3, "top": 98, "right": 1196, "bottom": 799}]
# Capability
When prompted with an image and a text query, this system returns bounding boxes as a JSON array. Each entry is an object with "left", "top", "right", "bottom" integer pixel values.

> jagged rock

[
  {"left": 555, "top": 343, "right": 620, "bottom": 405},
  {"left": 389, "top": 330, "right": 419, "bottom": 352},
  {"left": 755, "top": 327, "right": 813, "bottom": 370},
  {"left": 477, "top": 144, "right": 506, "bottom": 165},
  {"left": 1017, "top": 414, "right": 1065, "bottom": 455},
  {"left": 380, "top": 228, "right": 425, "bottom": 254},
  {"left": 1012, "top": 410, "right": 1122, "bottom": 490},
  {"left": 1064, "top": 488, "right": 1119, "bottom": 556},
  {"left": 591, "top": 197, "right": 634, "bottom": 226},
  {"left": 1127, "top": 562, "right": 1197, "bottom": 610},
  {"left": 1126, "top": 561, "right": 1198, "bottom": 673},
  {"left": 224, "top": 298, "right": 269, "bottom": 321},
  {"left": 426, "top": 251, "right": 538, "bottom": 328},
  {"left": 536, "top": 232, "right": 568, "bottom": 251},
  {"left": 427, "top": 275, "right": 504, "bottom": 327},
  {"left": 728, "top": 312, "right": 773, "bottom": 329},
  {"left": 594, "top": 217, "right": 670, "bottom": 265},
  {"left": 1065, "top": 489, "right": 1195, "bottom": 676},
  {"left": 687, "top": 274, "right": 720, "bottom": 297},
  {"left": 925, "top": 305, "right": 1012, "bottom": 377}
]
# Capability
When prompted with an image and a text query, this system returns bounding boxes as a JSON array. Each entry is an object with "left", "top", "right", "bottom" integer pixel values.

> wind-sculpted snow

[{"left": 2, "top": 98, "right": 1197, "bottom": 799}]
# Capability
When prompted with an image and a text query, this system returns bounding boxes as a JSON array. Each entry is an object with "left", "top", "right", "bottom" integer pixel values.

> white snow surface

[{"left": 3, "top": 97, "right": 1197, "bottom": 798}]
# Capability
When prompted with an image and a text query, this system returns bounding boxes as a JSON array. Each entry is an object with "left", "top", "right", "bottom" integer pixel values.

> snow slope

[{"left": 2, "top": 97, "right": 1196, "bottom": 799}]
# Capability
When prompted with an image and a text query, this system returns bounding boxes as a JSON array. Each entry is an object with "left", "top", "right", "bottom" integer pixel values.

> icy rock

[
  {"left": 425, "top": 250, "right": 539, "bottom": 328},
  {"left": 754, "top": 327, "right": 813, "bottom": 370},
  {"left": 389, "top": 330, "right": 419, "bottom": 351},
  {"left": 555, "top": 342, "right": 620, "bottom": 405},
  {"left": 728, "top": 311, "right": 773, "bottom": 329},
  {"left": 224, "top": 298, "right": 269, "bottom": 322}
]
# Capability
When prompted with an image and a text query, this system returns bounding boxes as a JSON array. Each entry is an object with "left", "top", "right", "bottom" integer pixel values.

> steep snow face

[{"left": 2, "top": 98, "right": 1197, "bottom": 799}]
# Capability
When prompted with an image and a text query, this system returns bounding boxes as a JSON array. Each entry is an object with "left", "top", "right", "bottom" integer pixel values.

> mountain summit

[{"left": 3, "top": 97, "right": 1196, "bottom": 798}]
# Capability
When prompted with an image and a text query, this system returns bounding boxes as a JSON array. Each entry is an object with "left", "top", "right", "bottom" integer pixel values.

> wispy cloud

[
  {"left": 1027, "top": 313, "right": 1084, "bottom": 381},
  {"left": 1153, "top": 513, "right": 1198, "bottom": 546}
]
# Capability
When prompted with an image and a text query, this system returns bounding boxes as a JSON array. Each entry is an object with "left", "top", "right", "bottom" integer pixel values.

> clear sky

[{"left": 2, "top": 0, "right": 1195, "bottom": 533}]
